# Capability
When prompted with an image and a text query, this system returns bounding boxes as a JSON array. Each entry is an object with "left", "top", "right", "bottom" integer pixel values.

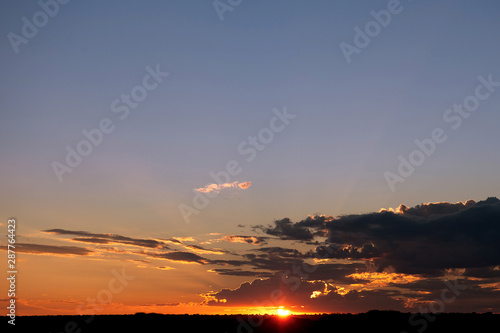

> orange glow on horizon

[{"left": 277, "top": 306, "right": 291, "bottom": 317}]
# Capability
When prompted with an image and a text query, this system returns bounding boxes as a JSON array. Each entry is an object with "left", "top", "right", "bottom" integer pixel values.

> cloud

[
  {"left": 346, "top": 271, "right": 422, "bottom": 288},
  {"left": 127, "top": 259, "right": 151, "bottom": 264},
  {"left": 312, "top": 243, "right": 381, "bottom": 260},
  {"left": 204, "top": 265, "right": 500, "bottom": 313},
  {"left": 208, "top": 268, "right": 273, "bottom": 278},
  {"left": 207, "top": 247, "right": 309, "bottom": 274},
  {"left": 241, "top": 253, "right": 304, "bottom": 272},
  {"left": 33, "top": 198, "right": 500, "bottom": 313},
  {"left": 204, "top": 273, "right": 405, "bottom": 313},
  {"left": 250, "top": 198, "right": 500, "bottom": 275},
  {"left": 253, "top": 247, "right": 306, "bottom": 258},
  {"left": 278, "top": 197, "right": 498, "bottom": 275},
  {"left": 221, "top": 235, "right": 268, "bottom": 245},
  {"left": 12, "top": 243, "right": 93, "bottom": 256},
  {"left": 262, "top": 218, "right": 314, "bottom": 240},
  {"left": 156, "top": 266, "right": 175, "bottom": 270},
  {"left": 330, "top": 198, "right": 500, "bottom": 273},
  {"left": 255, "top": 215, "right": 330, "bottom": 241},
  {"left": 381, "top": 200, "right": 476, "bottom": 217},
  {"left": 40, "top": 228, "right": 267, "bottom": 268},
  {"left": 195, "top": 181, "right": 251, "bottom": 193},
  {"left": 140, "top": 302, "right": 180, "bottom": 306},
  {"left": 464, "top": 266, "right": 500, "bottom": 278},
  {"left": 209, "top": 259, "right": 248, "bottom": 267},
  {"left": 157, "top": 238, "right": 182, "bottom": 244},
  {"left": 183, "top": 244, "right": 228, "bottom": 255},
  {"left": 198, "top": 197, "right": 500, "bottom": 313},
  {"left": 173, "top": 237, "right": 196, "bottom": 242},
  {"left": 237, "top": 181, "right": 251, "bottom": 189},
  {"left": 292, "top": 262, "right": 366, "bottom": 283},
  {"left": 151, "top": 251, "right": 210, "bottom": 265},
  {"left": 71, "top": 237, "right": 112, "bottom": 244},
  {"left": 44, "top": 229, "right": 169, "bottom": 249}
]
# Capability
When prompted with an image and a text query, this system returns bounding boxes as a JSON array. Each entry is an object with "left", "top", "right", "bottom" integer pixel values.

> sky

[{"left": 1, "top": 0, "right": 500, "bottom": 316}]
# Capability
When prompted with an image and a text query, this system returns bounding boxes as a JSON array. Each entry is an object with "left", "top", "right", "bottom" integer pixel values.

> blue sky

[{"left": 1, "top": 0, "right": 500, "bottom": 237}]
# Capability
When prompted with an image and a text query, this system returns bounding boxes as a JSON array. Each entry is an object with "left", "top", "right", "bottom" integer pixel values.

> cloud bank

[
  {"left": 206, "top": 197, "right": 500, "bottom": 313},
  {"left": 26, "top": 197, "right": 500, "bottom": 313}
]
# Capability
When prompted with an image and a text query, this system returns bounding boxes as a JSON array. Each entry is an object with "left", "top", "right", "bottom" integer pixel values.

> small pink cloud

[
  {"left": 238, "top": 181, "right": 251, "bottom": 189},
  {"left": 195, "top": 181, "right": 251, "bottom": 193}
]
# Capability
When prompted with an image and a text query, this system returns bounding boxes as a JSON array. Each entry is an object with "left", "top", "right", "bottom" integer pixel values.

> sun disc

[{"left": 277, "top": 308, "right": 290, "bottom": 316}]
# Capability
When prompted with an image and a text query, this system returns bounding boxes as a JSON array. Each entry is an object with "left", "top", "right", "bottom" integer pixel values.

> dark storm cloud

[
  {"left": 14, "top": 243, "right": 93, "bottom": 256},
  {"left": 255, "top": 215, "right": 329, "bottom": 241},
  {"left": 463, "top": 266, "right": 500, "bottom": 278},
  {"left": 396, "top": 199, "right": 476, "bottom": 217},
  {"left": 252, "top": 247, "right": 307, "bottom": 258},
  {"left": 44, "top": 229, "right": 169, "bottom": 249},
  {"left": 323, "top": 197, "right": 500, "bottom": 273},
  {"left": 253, "top": 198, "right": 500, "bottom": 275},
  {"left": 312, "top": 244, "right": 381, "bottom": 260}
]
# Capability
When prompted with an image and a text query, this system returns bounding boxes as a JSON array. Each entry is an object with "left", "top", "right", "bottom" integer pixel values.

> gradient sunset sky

[{"left": 1, "top": 1, "right": 500, "bottom": 316}]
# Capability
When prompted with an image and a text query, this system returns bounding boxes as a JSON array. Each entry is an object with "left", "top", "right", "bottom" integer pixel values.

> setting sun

[{"left": 277, "top": 308, "right": 290, "bottom": 317}]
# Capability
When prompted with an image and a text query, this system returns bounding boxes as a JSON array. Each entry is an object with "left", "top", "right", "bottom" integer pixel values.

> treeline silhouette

[{"left": 4, "top": 311, "right": 499, "bottom": 333}]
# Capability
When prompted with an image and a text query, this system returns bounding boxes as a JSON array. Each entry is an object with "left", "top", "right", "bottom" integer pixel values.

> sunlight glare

[{"left": 277, "top": 308, "right": 290, "bottom": 317}]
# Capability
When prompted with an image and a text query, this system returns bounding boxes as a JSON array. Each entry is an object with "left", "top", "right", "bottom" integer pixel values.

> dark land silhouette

[{"left": 4, "top": 311, "right": 500, "bottom": 333}]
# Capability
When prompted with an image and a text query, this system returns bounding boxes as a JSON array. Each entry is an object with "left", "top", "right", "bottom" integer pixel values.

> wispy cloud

[
  {"left": 12, "top": 243, "right": 93, "bottom": 256},
  {"left": 151, "top": 251, "right": 211, "bottom": 265},
  {"left": 156, "top": 266, "right": 175, "bottom": 270},
  {"left": 44, "top": 229, "right": 169, "bottom": 249},
  {"left": 183, "top": 244, "right": 227, "bottom": 255},
  {"left": 195, "top": 181, "right": 251, "bottom": 193},
  {"left": 221, "top": 235, "right": 267, "bottom": 245}
]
